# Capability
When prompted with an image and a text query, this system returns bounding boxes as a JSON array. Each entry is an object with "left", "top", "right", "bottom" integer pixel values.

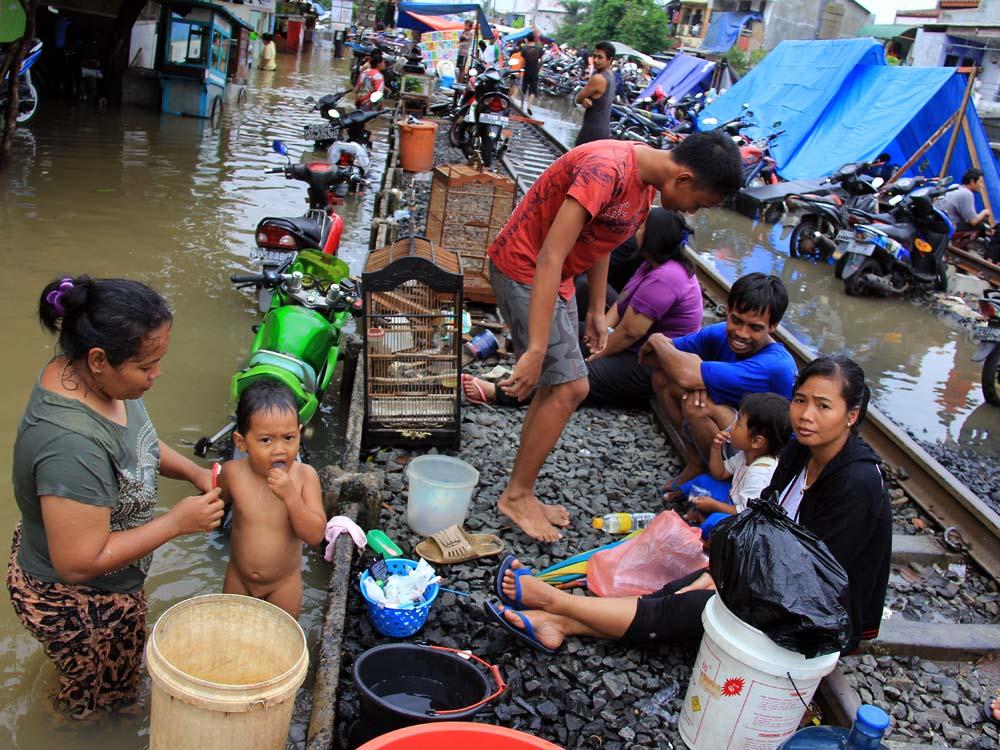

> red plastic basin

[{"left": 356, "top": 721, "right": 563, "bottom": 749}]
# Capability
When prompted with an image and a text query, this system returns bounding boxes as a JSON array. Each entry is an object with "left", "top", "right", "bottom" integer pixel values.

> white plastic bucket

[
  {"left": 679, "top": 595, "right": 840, "bottom": 750},
  {"left": 405, "top": 455, "right": 479, "bottom": 536},
  {"left": 145, "top": 594, "right": 308, "bottom": 749}
]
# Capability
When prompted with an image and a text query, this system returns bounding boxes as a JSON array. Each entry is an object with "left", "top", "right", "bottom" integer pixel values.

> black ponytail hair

[
  {"left": 793, "top": 355, "right": 871, "bottom": 433},
  {"left": 38, "top": 275, "right": 173, "bottom": 367},
  {"left": 638, "top": 207, "right": 695, "bottom": 276}
]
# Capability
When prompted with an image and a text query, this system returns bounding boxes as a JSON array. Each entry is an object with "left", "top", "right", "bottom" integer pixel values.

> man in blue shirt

[{"left": 639, "top": 273, "right": 796, "bottom": 496}]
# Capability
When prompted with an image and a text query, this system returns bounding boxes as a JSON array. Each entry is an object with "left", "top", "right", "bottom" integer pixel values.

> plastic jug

[
  {"left": 405, "top": 455, "right": 479, "bottom": 536},
  {"left": 778, "top": 704, "right": 890, "bottom": 749}
]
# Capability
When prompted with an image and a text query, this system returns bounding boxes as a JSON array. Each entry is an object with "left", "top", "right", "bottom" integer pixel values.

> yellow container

[{"left": 145, "top": 594, "right": 309, "bottom": 749}]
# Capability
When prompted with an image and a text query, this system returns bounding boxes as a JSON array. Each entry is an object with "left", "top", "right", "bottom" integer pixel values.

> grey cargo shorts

[{"left": 490, "top": 262, "right": 589, "bottom": 388}]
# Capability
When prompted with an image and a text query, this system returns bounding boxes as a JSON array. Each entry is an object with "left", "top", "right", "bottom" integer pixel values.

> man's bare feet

[
  {"left": 990, "top": 697, "right": 1000, "bottom": 724},
  {"left": 502, "top": 608, "right": 567, "bottom": 651},
  {"left": 503, "top": 559, "right": 558, "bottom": 610},
  {"left": 461, "top": 374, "right": 497, "bottom": 404},
  {"left": 498, "top": 492, "right": 562, "bottom": 542},
  {"left": 662, "top": 462, "right": 704, "bottom": 500},
  {"left": 541, "top": 502, "right": 570, "bottom": 527}
]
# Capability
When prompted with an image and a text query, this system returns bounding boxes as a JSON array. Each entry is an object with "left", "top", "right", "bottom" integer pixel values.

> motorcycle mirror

[
  {"left": 304, "top": 95, "right": 316, "bottom": 105},
  {"left": 695, "top": 92, "right": 704, "bottom": 99},
  {"left": 272, "top": 140, "right": 288, "bottom": 156},
  {"left": 469, "top": 68, "right": 479, "bottom": 77},
  {"left": 370, "top": 90, "right": 384, "bottom": 104},
  {"left": 702, "top": 117, "right": 718, "bottom": 126},
  {"left": 741, "top": 102, "right": 750, "bottom": 109},
  {"left": 772, "top": 120, "right": 781, "bottom": 127},
  {"left": 872, "top": 177, "right": 884, "bottom": 189},
  {"left": 889, "top": 194, "right": 904, "bottom": 206},
  {"left": 327, "top": 108, "right": 340, "bottom": 119}
]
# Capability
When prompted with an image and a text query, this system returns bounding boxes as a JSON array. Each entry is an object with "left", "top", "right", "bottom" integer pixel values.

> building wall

[
  {"left": 762, "top": 0, "right": 871, "bottom": 51},
  {"left": 909, "top": 29, "right": 948, "bottom": 67}
]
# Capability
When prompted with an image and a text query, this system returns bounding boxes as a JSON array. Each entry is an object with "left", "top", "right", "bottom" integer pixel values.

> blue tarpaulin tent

[
  {"left": 635, "top": 53, "right": 716, "bottom": 103},
  {"left": 700, "top": 12, "right": 762, "bottom": 55},
  {"left": 396, "top": 2, "right": 495, "bottom": 39},
  {"left": 697, "top": 38, "right": 1000, "bottom": 212}
]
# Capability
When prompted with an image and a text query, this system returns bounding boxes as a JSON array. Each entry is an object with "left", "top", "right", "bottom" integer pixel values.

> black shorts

[
  {"left": 622, "top": 568, "right": 713, "bottom": 644},
  {"left": 523, "top": 70, "right": 539, "bottom": 95}
]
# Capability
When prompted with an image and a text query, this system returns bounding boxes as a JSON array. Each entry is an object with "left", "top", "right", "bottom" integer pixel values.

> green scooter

[{"left": 194, "top": 248, "right": 362, "bottom": 458}]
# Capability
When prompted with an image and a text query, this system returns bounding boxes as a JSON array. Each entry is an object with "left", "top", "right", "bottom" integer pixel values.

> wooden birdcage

[
  {"left": 362, "top": 235, "right": 463, "bottom": 449},
  {"left": 424, "top": 165, "right": 515, "bottom": 304}
]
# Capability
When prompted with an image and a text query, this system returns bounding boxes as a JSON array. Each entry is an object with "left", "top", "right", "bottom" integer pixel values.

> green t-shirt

[{"left": 12, "top": 382, "right": 161, "bottom": 593}]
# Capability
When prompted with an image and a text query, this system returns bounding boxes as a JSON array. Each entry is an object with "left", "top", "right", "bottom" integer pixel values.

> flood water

[
  {"left": 0, "top": 48, "right": 384, "bottom": 748},
  {"left": 532, "top": 94, "right": 999, "bottom": 454}
]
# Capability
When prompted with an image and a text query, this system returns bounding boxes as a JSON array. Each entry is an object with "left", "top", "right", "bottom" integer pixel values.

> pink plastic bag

[{"left": 588, "top": 510, "right": 708, "bottom": 597}]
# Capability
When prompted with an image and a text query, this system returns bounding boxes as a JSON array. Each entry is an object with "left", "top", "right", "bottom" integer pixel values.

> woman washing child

[
  {"left": 8, "top": 276, "right": 224, "bottom": 719},
  {"left": 484, "top": 355, "right": 892, "bottom": 656}
]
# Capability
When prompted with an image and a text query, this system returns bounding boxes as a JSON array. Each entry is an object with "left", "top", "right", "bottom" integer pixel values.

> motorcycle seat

[
  {"left": 799, "top": 194, "right": 842, "bottom": 205},
  {"left": 879, "top": 223, "right": 916, "bottom": 244},
  {"left": 247, "top": 350, "right": 318, "bottom": 394},
  {"left": 261, "top": 216, "right": 323, "bottom": 245}
]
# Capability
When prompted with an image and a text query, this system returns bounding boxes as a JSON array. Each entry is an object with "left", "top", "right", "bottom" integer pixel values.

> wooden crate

[{"left": 424, "top": 165, "right": 515, "bottom": 304}]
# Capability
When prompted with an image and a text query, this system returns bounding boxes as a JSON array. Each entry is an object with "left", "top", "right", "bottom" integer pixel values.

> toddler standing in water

[
  {"left": 219, "top": 381, "right": 326, "bottom": 618},
  {"left": 688, "top": 392, "right": 791, "bottom": 524}
]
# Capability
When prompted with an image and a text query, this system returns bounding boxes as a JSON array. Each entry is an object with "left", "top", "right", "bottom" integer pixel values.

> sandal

[
  {"left": 461, "top": 374, "right": 494, "bottom": 406},
  {"left": 415, "top": 525, "right": 504, "bottom": 565}
]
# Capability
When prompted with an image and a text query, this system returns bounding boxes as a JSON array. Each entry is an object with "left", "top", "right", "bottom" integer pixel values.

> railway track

[
  {"left": 503, "top": 113, "right": 1000, "bottom": 582},
  {"left": 948, "top": 242, "right": 1000, "bottom": 289}
]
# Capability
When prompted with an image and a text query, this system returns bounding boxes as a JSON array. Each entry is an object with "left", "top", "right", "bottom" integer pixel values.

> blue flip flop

[
  {"left": 483, "top": 600, "right": 557, "bottom": 655},
  {"left": 495, "top": 554, "right": 532, "bottom": 609}
]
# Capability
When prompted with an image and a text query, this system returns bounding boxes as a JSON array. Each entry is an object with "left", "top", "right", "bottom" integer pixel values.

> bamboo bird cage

[
  {"left": 362, "top": 235, "right": 463, "bottom": 449},
  {"left": 424, "top": 165, "right": 515, "bottom": 304}
]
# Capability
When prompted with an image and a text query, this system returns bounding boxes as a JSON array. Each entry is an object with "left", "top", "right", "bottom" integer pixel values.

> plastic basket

[{"left": 359, "top": 558, "right": 439, "bottom": 637}]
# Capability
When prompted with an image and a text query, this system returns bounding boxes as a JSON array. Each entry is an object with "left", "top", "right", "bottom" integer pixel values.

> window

[
  {"left": 169, "top": 19, "right": 208, "bottom": 65},
  {"left": 211, "top": 28, "right": 229, "bottom": 73}
]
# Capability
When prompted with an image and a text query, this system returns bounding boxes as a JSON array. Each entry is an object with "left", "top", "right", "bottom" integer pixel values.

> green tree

[
  {"left": 567, "top": 0, "right": 669, "bottom": 54},
  {"left": 554, "top": 0, "right": 591, "bottom": 48}
]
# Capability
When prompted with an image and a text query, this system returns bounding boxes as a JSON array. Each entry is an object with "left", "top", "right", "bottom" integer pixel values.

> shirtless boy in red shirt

[{"left": 472, "top": 133, "right": 743, "bottom": 542}]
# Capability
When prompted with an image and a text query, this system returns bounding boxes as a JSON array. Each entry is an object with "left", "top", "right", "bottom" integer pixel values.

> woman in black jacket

[{"left": 483, "top": 355, "right": 892, "bottom": 655}]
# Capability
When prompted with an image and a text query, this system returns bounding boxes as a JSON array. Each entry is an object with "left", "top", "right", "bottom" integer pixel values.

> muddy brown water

[
  {"left": 0, "top": 49, "right": 384, "bottom": 748},
  {"left": 531, "top": 93, "right": 999, "bottom": 454}
]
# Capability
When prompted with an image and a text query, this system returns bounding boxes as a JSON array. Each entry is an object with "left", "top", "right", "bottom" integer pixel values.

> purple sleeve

[{"left": 627, "top": 275, "right": 680, "bottom": 322}]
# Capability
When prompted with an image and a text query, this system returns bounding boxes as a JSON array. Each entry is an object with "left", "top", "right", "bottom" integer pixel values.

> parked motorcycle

[
  {"left": 834, "top": 182, "right": 957, "bottom": 296},
  {"left": 785, "top": 162, "right": 884, "bottom": 262},
  {"left": 0, "top": 39, "right": 42, "bottom": 123},
  {"left": 449, "top": 65, "right": 514, "bottom": 168},
  {"left": 194, "top": 250, "right": 362, "bottom": 458},
  {"left": 252, "top": 140, "right": 363, "bottom": 309},
  {"left": 972, "top": 289, "right": 1000, "bottom": 406}
]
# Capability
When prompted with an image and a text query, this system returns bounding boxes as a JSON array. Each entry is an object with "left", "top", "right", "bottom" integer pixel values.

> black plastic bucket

[{"left": 351, "top": 644, "right": 505, "bottom": 745}]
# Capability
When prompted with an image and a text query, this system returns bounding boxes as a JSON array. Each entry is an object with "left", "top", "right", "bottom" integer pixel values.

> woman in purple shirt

[{"left": 463, "top": 208, "right": 703, "bottom": 407}]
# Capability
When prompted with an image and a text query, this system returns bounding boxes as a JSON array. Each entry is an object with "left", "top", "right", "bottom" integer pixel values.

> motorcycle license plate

[
  {"left": 974, "top": 326, "right": 1000, "bottom": 344},
  {"left": 781, "top": 209, "right": 799, "bottom": 227},
  {"left": 835, "top": 229, "right": 855, "bottom": 243},
  {"left": 833, "top": 240, "right": 874, "bottom": 261},
  {"left": 479, "top": 113, "right": 509, "bottom": 126},
  {"left": 304, "top": 123, "right": 340, "bottom": 141},
  {"left": 250, "top": 247, "right": 296, "bottom": 264}
]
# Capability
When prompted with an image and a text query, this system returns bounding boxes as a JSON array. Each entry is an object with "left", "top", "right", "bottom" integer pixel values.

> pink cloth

[{"left": 323, "top": 516, "right": 367, "bottom": 562}]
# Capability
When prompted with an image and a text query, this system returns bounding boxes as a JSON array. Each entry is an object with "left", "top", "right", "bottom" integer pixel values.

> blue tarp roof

[
  {"left": 396, "top": 2, "right": 495, "bottom": 39},
  {"left": 700, "top": 12, "right": 762, "bottom": 55},
  {"left": 697, "top": 38, "right": 1000, "bottom": 213},
  {"left": 636, "top": 53, "right": 716, "bottom": 103}
]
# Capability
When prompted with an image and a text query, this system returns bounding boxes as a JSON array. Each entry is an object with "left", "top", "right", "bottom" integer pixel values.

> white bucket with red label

[{"left": 679, "top": 595, "right": 840, "bottom": 750}]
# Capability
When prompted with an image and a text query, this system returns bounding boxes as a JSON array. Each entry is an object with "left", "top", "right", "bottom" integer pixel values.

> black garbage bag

[{"left": 708, "top": 495, "right": 851, "bottom": 657}]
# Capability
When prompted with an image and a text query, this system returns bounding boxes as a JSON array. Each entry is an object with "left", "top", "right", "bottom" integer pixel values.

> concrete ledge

[
  {"left": 859, "top": 617, "right": 1000, "bottom": 660},
  {"left": 890, "top": 534, "right": 965, "bottom": 566}
]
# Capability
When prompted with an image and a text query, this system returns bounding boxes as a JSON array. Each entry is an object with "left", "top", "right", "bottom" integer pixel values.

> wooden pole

[
  {"left": 939, "top": 67, "right": 977, "bottom": 179},
  {"left": 961, "top": 116, "right": 994, "bottom": 220},
  {"left": 886, "top": 110, "right": 960, "bottom": 186}
]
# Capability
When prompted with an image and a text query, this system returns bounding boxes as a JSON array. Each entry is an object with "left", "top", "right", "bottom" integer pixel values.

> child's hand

[
  {"left": 712, "top": 429, "right": 731, "bottom": 451},
  {"left": 267, "top": 467, "right": 297, "bottom": 501},
  {"left": 689, "top": 495, "right": 716, "bottom": 513}
]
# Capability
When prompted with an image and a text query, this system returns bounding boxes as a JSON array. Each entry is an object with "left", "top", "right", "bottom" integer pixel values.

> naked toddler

[{"left": 219, "top": 381, "right": 326, "bottom": 618}]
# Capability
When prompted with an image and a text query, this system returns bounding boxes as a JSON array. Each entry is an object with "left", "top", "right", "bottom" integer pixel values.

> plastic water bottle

[
  {"left": 591, "top": 512, "right": 655, "bottom": 533},
  {"left": 778, "top": 705, "right": 890, "bottom": 749}
]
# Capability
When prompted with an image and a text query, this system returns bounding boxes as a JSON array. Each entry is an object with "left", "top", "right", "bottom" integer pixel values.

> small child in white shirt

[{"left": 688, "top": 392, "right": 791, "bottom": 522}]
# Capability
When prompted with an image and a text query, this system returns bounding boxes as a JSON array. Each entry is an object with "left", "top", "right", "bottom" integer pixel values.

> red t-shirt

[{"left": 487, "top": 140, "right": 656, "bottom": 300}]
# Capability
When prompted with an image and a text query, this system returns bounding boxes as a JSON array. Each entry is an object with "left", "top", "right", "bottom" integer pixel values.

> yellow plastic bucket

[
  {"left": 145, "top": 594, "right": 309, "bottom": 749},
  {"left": 397, "top": 120, "right": 438, "bottom": 172}
]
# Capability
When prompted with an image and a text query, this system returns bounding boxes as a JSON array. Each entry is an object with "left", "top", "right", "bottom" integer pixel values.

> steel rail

[{"left": 947, "top": 243, "right": 1000, "bottom": 289}]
